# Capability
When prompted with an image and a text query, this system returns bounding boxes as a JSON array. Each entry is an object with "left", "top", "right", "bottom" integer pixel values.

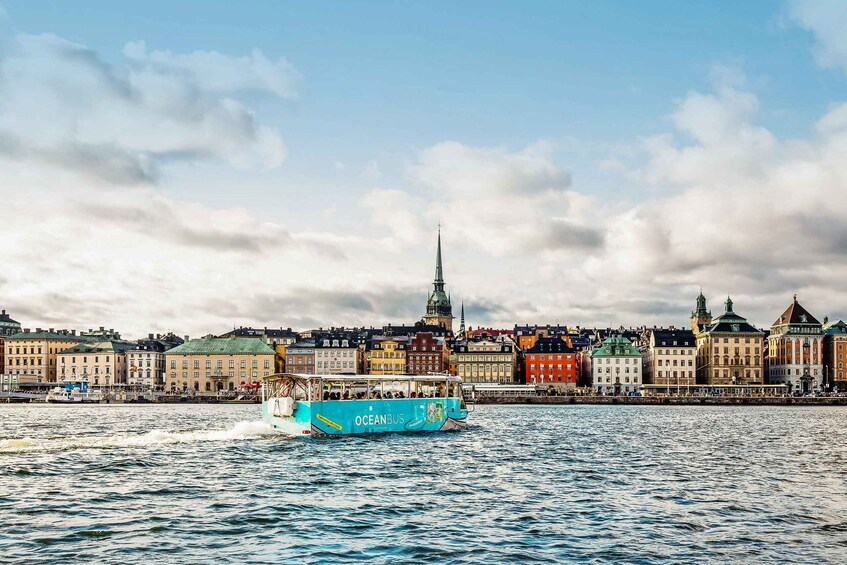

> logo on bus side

[{"left": 354, "top": 413, "right": 406, "bottom": 426}]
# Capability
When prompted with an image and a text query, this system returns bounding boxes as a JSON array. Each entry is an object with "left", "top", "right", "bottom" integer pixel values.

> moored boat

[
  {"left": 46, "top": 378, "right": 104, "bottom": 403},
  {"left": 261, "top": 373, "right": 468, "bottom": 436}
]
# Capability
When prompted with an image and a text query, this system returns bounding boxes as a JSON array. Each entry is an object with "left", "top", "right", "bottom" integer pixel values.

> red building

[
  {"left": 406, "top": 332, "right": 447, "bottom": 374},
  {"left": 525, "top": 336, "right": 580, "bottom": 390}
]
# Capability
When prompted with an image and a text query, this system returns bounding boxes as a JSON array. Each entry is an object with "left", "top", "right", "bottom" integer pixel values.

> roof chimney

[
  {"left": 184, "top": 335, "right": 189, "bottom": 343},
  {"left": 149, "top": 333, "right": 154, "bottom": 339},
  {"left": 36, "top": 327, "right": 42, "bottom": 333}
]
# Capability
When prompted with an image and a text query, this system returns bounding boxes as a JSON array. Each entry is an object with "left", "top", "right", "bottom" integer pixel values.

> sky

[{"left": 2, "top": 0, "right": 847, "bottom": 338}]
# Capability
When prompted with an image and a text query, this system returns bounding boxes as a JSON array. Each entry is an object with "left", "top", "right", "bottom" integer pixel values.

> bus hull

[{"left": 262, "top": 397, "right": 468, "bottom": 436}]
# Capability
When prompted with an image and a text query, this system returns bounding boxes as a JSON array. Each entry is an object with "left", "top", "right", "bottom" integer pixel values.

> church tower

[
  {"left": 422, "top": 227, "right": 454, "bottom": 331},
  {"left": 691, "top": 290, "right": 712, "bottom": 334}
]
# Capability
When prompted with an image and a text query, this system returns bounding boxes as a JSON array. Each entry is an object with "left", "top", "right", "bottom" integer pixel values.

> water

[{"left": 2, "top": 404, "right": 847, "bottom": 564}]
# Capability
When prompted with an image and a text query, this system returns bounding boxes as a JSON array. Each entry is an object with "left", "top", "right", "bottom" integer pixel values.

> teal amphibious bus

[{"left": 261, "top": 373, "right": 469, "bottom": 436}]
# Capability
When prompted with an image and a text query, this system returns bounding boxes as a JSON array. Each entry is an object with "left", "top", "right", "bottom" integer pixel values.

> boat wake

[{"left": 0, "top": 420, "right": 274, "bottom": 454}]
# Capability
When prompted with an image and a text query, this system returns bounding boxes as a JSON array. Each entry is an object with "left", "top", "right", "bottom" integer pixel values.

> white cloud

[
  {"left": 122, "top": 40, "right": 300, "bottom": 99},
  {"left": 405, "top": 140, "right": 603, "bottom": 256},
  {"left": 0, "top": 33, "right": 292, "bottom": 183},
  {"left": 6, "top": 15, "right": 847, "bottom": 337},
  {"left": 789, "top": 0, "right": 847, "bottom": 75},
  {"left": 362, "top": 159, "right": 382, "bottom": 180}
]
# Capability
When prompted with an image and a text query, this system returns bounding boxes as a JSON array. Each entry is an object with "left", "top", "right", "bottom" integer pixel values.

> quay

[{"left": 475, "top": 395, "right": 847, "bottom": 406}]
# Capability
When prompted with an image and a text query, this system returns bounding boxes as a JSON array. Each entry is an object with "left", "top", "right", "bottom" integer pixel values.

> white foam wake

[{"left": 0, "top": 420, "right": 274, "bottom": 454}]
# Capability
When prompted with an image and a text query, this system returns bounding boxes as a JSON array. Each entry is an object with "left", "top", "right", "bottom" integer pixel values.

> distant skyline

[{"left": 2, "top": 1, "right": 847, "bottom": 338}]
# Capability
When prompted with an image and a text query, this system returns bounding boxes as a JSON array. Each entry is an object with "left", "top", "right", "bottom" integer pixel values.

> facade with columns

[
  {"left": 767, "top": 296, "right": 823, "bottom": 394},
  {"left": 694, "top": 295, "right": 765, "bottom": 386}
]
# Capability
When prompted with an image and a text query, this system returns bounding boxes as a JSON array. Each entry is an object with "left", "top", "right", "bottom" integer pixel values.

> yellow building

[
  {"left": 366, "top": 338, "right": 407, "bottom": 375},
  {"left": 165, "top": 336, "right": 277, "bottom": 394},
  {"left": 455, "top": 337, "right": 518, "bottom": 384},
  {"left": 57, "top": 340, "right": 133, "bottom": 388},
  {"left": 694, "top": 296, "right": 765, "bottom": 385},
  {"left": 4, "top": 330, "right": 85, "bottom": 385}
]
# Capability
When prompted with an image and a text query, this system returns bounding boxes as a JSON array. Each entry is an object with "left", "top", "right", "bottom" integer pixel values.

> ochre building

[
  {"left": 165, "top": 336, "right": 276, "bottom": 394},
  {"left": 694, "top": 295, "right": 764, "bottom": 386}
]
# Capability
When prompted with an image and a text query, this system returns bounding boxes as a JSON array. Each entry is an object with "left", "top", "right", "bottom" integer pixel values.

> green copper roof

[
  {"left": 6, "top": 331, "right": 86, "bottom": 341},
  {"left": 823, "top": 319, "right": 847, "bottom": 335},
  {"left": 60, "top": 340, "right": 136, "bottom": 354},
  {"left": 166, "top": 336, "right": 275, "bottom": 355},
  {"left": 592, "top": 335, "right": 641, "bottom": 357}
]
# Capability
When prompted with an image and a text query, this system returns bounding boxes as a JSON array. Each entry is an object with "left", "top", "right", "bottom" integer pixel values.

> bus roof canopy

[{"left": 262, "top": 373, "right": 463, "bottom": 384}]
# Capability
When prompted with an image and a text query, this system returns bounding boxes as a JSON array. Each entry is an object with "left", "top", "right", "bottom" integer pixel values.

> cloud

[
  {"left": 123, "top": 40, "right": 300, "bottom": 99},
  {"left": 0, "top": 32, "right": 292, "bottom": 184},
  {"left": 789, "top": 0, "right": 847, "bottom": 75},
  {"left": 589, "top": 65, "right": 847, "bottom": 326},
  {"left": 80, "top": 197, "right": 292, "bottom": 254},
  {"left": 209, "top": 287, "right": 426, "bottom": 330},
  {"left": 362, "top": 160, "right": 382, "bottom": 180},
  {"left": 402, "top": 140, "right": 602, "bottom": 256},
  {"left": 360, "top": 189, "right": 426, "bottom": 245}
]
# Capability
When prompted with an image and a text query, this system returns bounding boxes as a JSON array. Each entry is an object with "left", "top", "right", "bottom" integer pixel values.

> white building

[
  {"left": 315, "top": 334, "right": 362, "bottom": 374},
  {"left": 126, "top": 334, "right": 184, "bottom": 391},
  {"left": 591, "top": 335, "right": 643, "bottom": 395},
  {"left": 768, "top": 296, "right": 823, "bottom": 394}
]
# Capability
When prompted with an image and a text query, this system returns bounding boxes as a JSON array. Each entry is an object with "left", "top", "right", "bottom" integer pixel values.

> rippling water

[{"left": 2, "top": 404, "right": 847, "bottom": 563}]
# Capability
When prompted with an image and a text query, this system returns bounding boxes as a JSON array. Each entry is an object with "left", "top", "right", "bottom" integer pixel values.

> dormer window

[
  {"left": 323, "top": 340, "right": 330, "bottom": 347},
  {"left": 332, "top": 340, "right": 339, "bottom": 347},
  {"left": 342, "top": 340, "right": 348, "bottom": 347}
]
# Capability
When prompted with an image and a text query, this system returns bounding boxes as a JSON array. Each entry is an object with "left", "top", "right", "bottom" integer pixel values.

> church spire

[
  {"left": 459, "top": 301, "right": 466, "bottom": 337},
  {"left": 434, "top": 224, "right": 444, "bottom": 288}
]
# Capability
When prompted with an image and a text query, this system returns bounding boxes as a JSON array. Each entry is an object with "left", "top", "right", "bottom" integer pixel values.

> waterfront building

[
  {"left": 406, "top": 332, "right": 448, "bottom": 375},
  {"left": 823, "top": 318, "right": 847, "bottom": 392},
  {"left": 466, "top": 327, "right": 514, "bottom": 340},
  {"left": 165, "top": 336, "right": 276, "bottom": 393},
  {"left": 127, "top": 333, "right": 184, "bottom": 391},
  {"left": 382, "top": 322, "right": 452, "bottom": 340},
  {"left": 591, "top": 335, "right": 643, "bottom": 395},
  {"left": 314, "top": 333, "right": 362, "bottom": 374},
  {"left": 768, "top": 296, "right": 823, "bottom": 394},
  {"left": 643, "top": 328, "right": 696, "bottom": 389},
  {"left": 58, "top": 340, "right": 134, "bottom": 387},
  {"left": 422, "top": 228, "right": 454, "bottom": 331},
  {"left": 0, "top": 310, "right": 21, "bottom": 337},
  {"left": 220, "top": 326, "right": 298, "bottom": 373},
  {"left": 285, "top": 339, "right": 316, "bottom": 374},
  {"left": 366, "top": 337, "right": 407, "bottom": 375},
  {"left": 524, "top": 336, "right": 579, "bottom": 390},
  {"left": 455, "top": 336, "right": 517, "bottom": 384},
  {"left": 4, "top": 329, "right": 84, "bottom": 385},
  {"left": 694, "top": 295, "right": 764, "bottom": 386},
  {"left": 513, "top": 324, "right": 569, "bottom": 350},
  {"left": 0, "top": 310, "right": 21, "bottom": 385}
]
